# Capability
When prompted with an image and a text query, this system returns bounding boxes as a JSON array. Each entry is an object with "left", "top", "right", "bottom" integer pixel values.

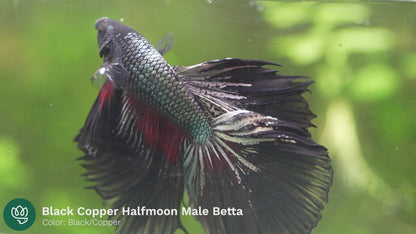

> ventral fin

[{"left": 75, "top": 88, "right": 186, "bottom": 234}]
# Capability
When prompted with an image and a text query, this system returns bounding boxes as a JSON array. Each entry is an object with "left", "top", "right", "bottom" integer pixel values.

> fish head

[{"left": 95, "top": 17, "right": 134, "bottom": 59}]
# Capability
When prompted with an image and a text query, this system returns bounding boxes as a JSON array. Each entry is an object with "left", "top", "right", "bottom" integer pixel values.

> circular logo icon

[{"left": 3, "top": 198, "right": 36, "bottom": 231}]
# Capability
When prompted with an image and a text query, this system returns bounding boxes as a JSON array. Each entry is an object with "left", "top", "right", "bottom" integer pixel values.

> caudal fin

[
  {"left": 182, "top": 110, "right": 332, "bottom": 233},
  {"left": 179, "top": 59, "right": 333, "bottom": 233}
]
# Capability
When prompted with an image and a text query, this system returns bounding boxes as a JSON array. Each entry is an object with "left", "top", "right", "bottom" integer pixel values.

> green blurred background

[{"left": 0, "top": 0, "right": 415, "bottom": 233}]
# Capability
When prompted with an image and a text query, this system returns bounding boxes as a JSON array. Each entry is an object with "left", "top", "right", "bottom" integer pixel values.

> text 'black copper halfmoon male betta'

[{"left": 75, "top": 17, "right": 333, "bottom": 234}]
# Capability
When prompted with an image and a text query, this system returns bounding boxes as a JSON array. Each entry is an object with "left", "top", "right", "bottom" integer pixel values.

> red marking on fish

[
  {"left": 99, "top": 81, "right": 115, "bottom": 112},
  {"left": 126, "top": 94, "right": 186, "bottom": 163}
]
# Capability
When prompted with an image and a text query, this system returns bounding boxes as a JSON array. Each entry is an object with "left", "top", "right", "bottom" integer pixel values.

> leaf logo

[
  {"left": 3, "top": 198, "right": 36, "bottom": 231},
  {"left": 11, "top": 205, "right": 29, "bottom": 224}
]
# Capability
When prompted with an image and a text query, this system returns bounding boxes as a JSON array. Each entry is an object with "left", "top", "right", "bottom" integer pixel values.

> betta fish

[{"left": 75, "top": 17, "right": 333, "bottom": 234}]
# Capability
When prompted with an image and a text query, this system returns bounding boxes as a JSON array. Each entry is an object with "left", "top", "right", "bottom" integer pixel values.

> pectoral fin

[
  {"left": 156, "top": 32, "right": 174, "bottom": 56},
  {"left": 92, "top": 62, "right": 130, "bottom": 89}
]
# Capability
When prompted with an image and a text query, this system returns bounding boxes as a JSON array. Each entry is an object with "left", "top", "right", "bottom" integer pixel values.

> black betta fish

[{"left": 75, "top": 17, "right": 333, "bottom": 234}]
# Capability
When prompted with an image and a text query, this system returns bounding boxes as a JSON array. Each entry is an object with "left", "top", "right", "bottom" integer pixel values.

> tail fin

[
  {"left": 183, "top": 110, "right": 332, "bottom": 233},
  {"left": 178, "top": 59, "right": 332, "bottom": 233}
]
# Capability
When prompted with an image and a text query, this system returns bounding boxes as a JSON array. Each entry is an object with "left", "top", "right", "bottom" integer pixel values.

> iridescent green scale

[{"left": 120, "top": 32, "right": 212, "bottom": 143}]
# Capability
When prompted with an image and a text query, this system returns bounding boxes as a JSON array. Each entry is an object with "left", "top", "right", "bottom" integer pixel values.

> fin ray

[
  {"left": 176, "top": 58, "right": 317, "bottom": 129},
  {"left": 75, "top": 81, "right": 186, "bottom": 234},
  {"left": 182, "top": 110, "right": 332, "bottom": 234}
]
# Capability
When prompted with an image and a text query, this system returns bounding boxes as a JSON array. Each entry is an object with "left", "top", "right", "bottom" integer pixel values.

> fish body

[
  {"left": 76, "top": 17, "right": 333, "bottom": 234},
  {"left": 119, "top": 31, "right": 212, "bottom": 143}
]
